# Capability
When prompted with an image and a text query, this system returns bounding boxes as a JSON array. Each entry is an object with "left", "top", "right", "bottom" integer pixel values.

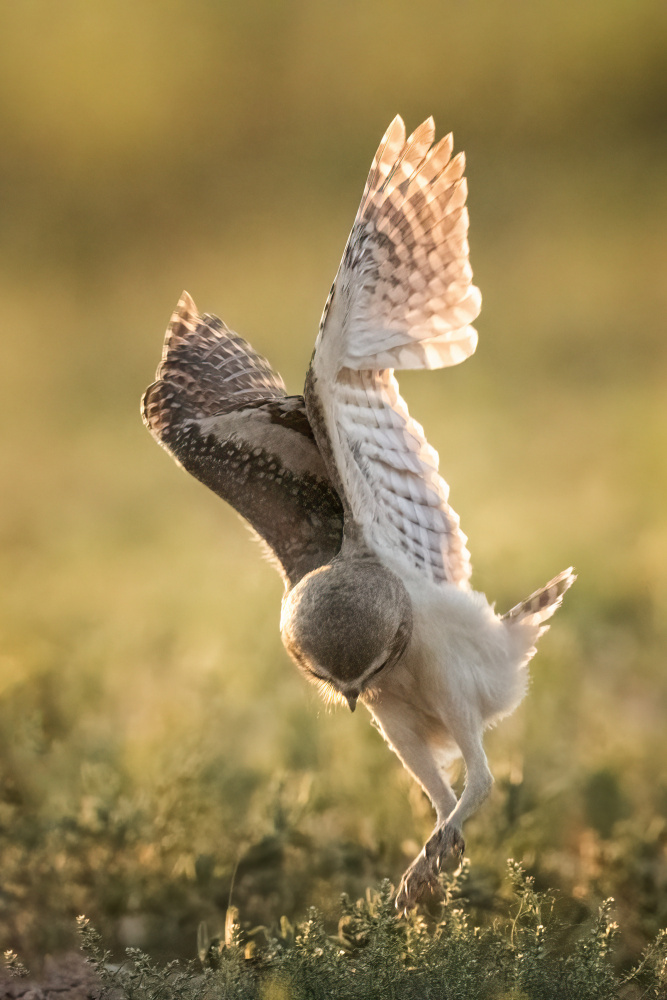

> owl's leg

[
  {"left": 396, "top": 725, "right": 493, "bottom": 912},
  {"left": 442, "top": 725, "right": 493, "bottom": 839},
  {"left": 365, "top": 694, "right": 457, "bottom": 822},
  {"left": 366, "top": 694, "right": 461, "bottom": 909}
]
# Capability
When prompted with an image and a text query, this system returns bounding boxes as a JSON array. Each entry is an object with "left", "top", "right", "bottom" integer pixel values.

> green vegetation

[
  {"left": 62, "top": 864, "right": 667, "bottom": 998},
  {"left": 1, "top": 1, "right": 666, "bottom": 993}
]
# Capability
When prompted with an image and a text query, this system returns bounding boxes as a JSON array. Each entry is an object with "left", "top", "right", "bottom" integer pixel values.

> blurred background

[{"left": 1, "top": 0, "right": 666, "bottom": 966}]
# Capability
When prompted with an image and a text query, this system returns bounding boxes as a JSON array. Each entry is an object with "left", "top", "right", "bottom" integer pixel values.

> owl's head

[{"left": 280, "top": 555, "right": 413, "bottom": 711}]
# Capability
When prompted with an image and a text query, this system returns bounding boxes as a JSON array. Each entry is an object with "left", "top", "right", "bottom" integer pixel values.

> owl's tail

[{"left": 501, "top": 567, "right": 576, "bottom": 634}]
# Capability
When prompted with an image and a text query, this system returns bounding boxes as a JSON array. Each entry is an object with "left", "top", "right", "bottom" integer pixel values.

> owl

[{"left": 142, "top": 116, "right": 574, "bottom": 910}]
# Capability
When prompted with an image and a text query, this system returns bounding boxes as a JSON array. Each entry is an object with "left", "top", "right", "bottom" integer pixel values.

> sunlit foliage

[{"left": 71, "top": 865, "right": 667, "bottom": 999}]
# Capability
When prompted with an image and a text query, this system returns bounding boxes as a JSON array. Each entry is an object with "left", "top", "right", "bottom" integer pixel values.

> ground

[{"left": 0, "top": 956, "right": 99, "bottom": 1000}]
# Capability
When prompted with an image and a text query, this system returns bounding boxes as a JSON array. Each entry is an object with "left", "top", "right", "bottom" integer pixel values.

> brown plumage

[{"left": 143, "top": 297, "right": 344, "bottom": 587}]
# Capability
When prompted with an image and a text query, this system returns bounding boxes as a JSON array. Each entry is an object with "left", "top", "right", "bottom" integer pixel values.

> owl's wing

[
  {"left": 306, "top": 117, "right": 480, "bottom": 587},
  {"left": 143, "top": 293, "right": 344, "bottom": 587}
]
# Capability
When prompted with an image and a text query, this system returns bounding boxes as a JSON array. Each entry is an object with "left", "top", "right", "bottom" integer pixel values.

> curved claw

[{"left": 395, "top": 824, "right": 466, "bottom": 911}]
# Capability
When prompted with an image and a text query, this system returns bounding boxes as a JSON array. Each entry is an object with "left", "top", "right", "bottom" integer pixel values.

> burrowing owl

[{"left": 142, "top": 117, "right": 574, "bottom": 910}]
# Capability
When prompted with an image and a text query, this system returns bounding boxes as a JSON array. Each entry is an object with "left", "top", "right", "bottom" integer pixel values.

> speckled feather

[
  {"left": 308, "top": 117, "right": 479, "bottom": 587},
  {"left": 316, "top": 116, "right": 481, "bottom": 370},
  {"left": 501, "top": 567, "right": 576, "bottom": 633},
  {"left": 142, "top": 293, "right": 344, "bottom": 586}
]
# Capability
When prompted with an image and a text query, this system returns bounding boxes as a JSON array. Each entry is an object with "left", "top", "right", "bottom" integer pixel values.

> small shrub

[{"left": 73, "top": 861, "right": 667, "bottom": 1000}]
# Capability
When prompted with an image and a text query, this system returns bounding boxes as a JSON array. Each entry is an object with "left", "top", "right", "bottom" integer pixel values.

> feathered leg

[
  {"left": 395, "top": 722, "right": 492, "bottom": 912},
  {"left": 366, "top": 695, "right": 458, "bottom": 823},
  {"left": 368, "top": 693, "right": 467, "bottom": 910}
]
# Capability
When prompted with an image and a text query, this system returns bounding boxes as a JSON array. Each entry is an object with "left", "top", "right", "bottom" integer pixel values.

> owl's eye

[{"left": 366, "top": 658, "right": 389, "bottom": 680}]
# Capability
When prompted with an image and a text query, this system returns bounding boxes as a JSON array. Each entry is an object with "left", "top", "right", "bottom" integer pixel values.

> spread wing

[
  {"left": 306, "top": 117, "right": 481, "bottom": 587},
  {"left": 142, "top": 292, "right": 344, "bottom": 587}
]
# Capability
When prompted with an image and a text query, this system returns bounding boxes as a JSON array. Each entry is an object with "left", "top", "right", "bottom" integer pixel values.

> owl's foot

[
  {"left": 395, "top": 823, "right": 465, "bottom": 913},
  {"left": 395, "top": 850, "right": 440, "bottom": 913}
]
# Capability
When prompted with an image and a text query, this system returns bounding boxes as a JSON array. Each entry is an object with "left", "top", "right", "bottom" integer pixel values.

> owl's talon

[{"left": 395, "top": 823, "right": 465, "bottom": 911}]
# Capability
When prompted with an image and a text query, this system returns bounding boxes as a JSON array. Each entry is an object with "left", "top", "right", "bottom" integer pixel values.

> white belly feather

[{"left": 371, "top": 574, "right": 535, "bottom": 735}]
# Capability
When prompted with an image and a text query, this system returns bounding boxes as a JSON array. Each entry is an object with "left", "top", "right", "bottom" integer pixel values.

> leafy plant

[{"left": 74, "top": 861, "right": 667, "bottom": 1000}]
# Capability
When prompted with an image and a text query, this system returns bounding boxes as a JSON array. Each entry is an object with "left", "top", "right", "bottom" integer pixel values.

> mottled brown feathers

[
  {"left": 143, "top": 291, "right": 287, "bottom": 433},
  {"left": 142, "top": 293, "right": 343, "bottom": 587}
]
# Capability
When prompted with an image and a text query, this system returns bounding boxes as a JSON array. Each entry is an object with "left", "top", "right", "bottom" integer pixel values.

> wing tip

[
  {"left": 172, "top": 289, "right": 199, "bottom": 329},
  {"left": 408, "top": 115, "right": 436, "bottom": 147},
  {"left": 160, "top": 290, "right": 201, "bottom": 364},
  {"left": 387, "top": 112, "right": 406, "bottom": 135},
  {"left": 143, "top": 291, "right": 201, "bottom": 432}
]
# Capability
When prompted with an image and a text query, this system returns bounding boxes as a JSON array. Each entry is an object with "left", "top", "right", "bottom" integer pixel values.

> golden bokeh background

[{"left": 1, "top": 0, "right": 666, "bottom": 962}]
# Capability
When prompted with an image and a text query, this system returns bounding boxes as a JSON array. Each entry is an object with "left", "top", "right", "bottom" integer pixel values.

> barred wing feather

[
  {"left": 307, "top": 117, "right": 479, "bottom": 587},
  {"left": 143, "top": 293, "right": 344, "bottom": 587}
]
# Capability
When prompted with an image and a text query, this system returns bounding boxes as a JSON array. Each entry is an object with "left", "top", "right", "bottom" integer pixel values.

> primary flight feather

[{"left": 142, "top": 117, "right": 575, "bottom": 909}]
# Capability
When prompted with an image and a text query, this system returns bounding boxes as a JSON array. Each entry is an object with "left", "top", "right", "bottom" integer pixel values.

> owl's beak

[{"left": 346, "top": 694, "right": 358, "bottom": 713}]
